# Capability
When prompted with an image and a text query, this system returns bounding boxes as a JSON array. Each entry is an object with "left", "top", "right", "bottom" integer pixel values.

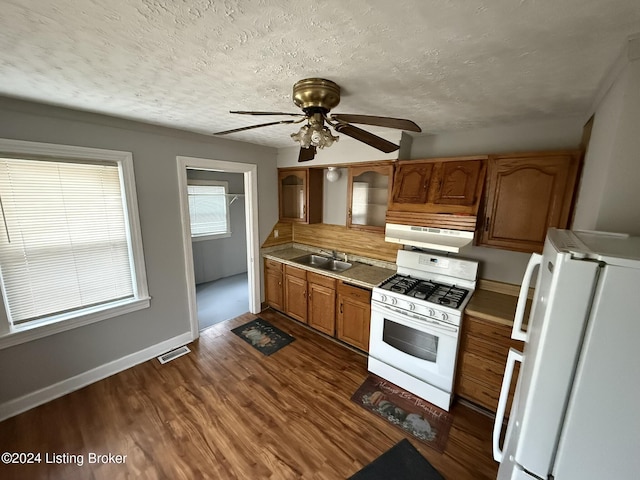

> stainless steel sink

[
  {"left": 292, "top": 254, "right": 352, "bottom": 272},
  {"left": 323, "top": 259, "right": 352, "bottom": 272}
]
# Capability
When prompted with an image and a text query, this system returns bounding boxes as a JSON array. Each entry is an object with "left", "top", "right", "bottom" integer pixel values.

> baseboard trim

[{"left": 0, "top": 331, "right": 193, "bottom": 422}]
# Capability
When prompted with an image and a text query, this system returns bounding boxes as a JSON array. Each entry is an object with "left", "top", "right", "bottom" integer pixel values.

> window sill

[
  {"left": 191, "top": 232, "right": 232, "bottom": 242},
  {"left": 0, "top": 297, "right": 151, "bottom": 350}
]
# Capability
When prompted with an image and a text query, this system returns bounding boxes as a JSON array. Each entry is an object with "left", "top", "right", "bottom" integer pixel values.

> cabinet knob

[{"left": 485, "top": 216, "right": 490, "bottom": 232}]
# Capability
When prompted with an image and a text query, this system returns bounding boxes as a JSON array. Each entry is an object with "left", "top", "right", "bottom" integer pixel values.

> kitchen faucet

[{"left": 320, "top": 249, "right": 348, "bottom": 261}]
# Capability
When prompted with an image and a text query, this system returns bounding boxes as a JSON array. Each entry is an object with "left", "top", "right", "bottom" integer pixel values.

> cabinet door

[
  {"left": 390, "top": 162, "right": 434, "bottom": 205},
  {"left": 479, "top": 152, "right": 580, "bottom": 253},
  {"left": 264, "top": 264, "right": 283, "bottom": 311},
  {"left": 284, "top": 274, "right": 307, "bottom": 323},
  {"left": 430, "top": 159, "right": 484, "bottom": 206},
  {"left": 336, "top": 282, "right": 372, "bottom": 351},
  {"left": 308, "top": 282, "right": 336, "bottom": 335},
  {"left": 347, "top": 164, "right": 393, "bottom": 232},
  {"left": 278, "top": 169, "right": 323, "bottom": 224},
  {"left": 278, "top": 170, "right": 307, "bottom": 222}
]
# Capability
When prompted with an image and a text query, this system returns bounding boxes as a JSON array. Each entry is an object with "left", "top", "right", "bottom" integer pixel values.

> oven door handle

[
  {"left": 372, "top": 302, "right": 459, "bottom": 335},
  {"left": 424, "top": 318, "right": 458, "bottom": 333}
]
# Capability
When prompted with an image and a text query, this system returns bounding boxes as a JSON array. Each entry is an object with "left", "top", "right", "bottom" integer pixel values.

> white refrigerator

[{"left": 493, "top": 229, "right": 640, "bottom": 480}]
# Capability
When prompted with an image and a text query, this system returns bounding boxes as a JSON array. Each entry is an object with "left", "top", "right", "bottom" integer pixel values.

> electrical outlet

[{"left": 274, "top": 229, "right": 279, "bottom": 238}]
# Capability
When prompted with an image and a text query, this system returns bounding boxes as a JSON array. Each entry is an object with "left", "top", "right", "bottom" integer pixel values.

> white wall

[
  {"left": 323, "top": 168, "right": 349, "bottom": 225},
  {"left": 573, "top": 36, "right": 640, "bottom": 235},
  {"left": 0, "top": 97, "right": 278, "bottom": 408},
  {"left": 409, "top": 117, "right": 584, "bottom": 158},
  {"left": 187, "top": 170, "right": 247, "bottom": 284}
]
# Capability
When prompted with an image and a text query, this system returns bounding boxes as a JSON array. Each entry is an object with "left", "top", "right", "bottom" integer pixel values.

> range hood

[{"left": 385, "top": 223, "right": 474, "bottom": 254}]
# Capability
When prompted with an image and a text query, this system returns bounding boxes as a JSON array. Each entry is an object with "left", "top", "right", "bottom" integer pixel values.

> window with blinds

[
  {"left": 0, "top": 139, "right": 149, "bottom": 347},
  {"left": 0, "top": 158, "right": 135, "bottom": 325},
  {"left": 187, "top": 181, "right": 231, "bottom": 239}
]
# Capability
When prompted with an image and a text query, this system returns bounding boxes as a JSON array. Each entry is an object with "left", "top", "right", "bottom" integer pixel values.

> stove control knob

[
  {"left": 407, "top": 302, "right": 416, "bottom": 311},
  {"left": 380, "top": 294, "right": 387, "bottom": 303},
  {"left": 440, "top": 312, "right": 449, "bottom": 321},
  {"left": 390, "top": 297, "right": 397, "bottom": 306},
  {"left": 428, "top": 308, "right": 435, "bottom": 317}
]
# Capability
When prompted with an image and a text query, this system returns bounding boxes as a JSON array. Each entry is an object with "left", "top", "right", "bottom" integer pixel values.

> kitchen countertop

[
  {"left": 264, "top": 244, "right": 529, "bottom": 325},
  {"left": 465, "top": 282, "right": 532, "bottom": 327},
  {"left": 262, "top": 246, "right": 396, "bottom": 289}
]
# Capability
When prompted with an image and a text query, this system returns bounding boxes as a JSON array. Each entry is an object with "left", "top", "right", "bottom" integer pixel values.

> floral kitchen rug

[
  {"left": 231, "top": 318, "right": 295, "bottom": 356},
  {"left": 351, "top": 375, "right": 453, "bottom": 453}
]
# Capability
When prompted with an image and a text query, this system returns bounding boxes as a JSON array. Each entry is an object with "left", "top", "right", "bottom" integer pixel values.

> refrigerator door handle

[
  {"left": 512, "top": 253, "right": 542, "bottom": 341},
  {"left": 492, "top": 347, "right": 523, "bottom": 462}
]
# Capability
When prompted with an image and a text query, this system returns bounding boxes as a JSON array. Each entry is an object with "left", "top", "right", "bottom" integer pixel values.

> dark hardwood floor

[{"left": 0, "top": 309, "right": 499, "bottom": 479}]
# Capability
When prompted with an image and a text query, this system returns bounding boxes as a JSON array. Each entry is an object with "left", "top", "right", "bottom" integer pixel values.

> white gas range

[{"left": 368, "top": 249, "right": 479, "bottom": 411}]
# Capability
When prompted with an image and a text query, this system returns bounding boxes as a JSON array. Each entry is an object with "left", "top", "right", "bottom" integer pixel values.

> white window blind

[
  {"left": 0, "top": 158, "right": 134, "bottom": 326},
  {"left": 188, "top": 182, "right": 230, "bottom": 238}
]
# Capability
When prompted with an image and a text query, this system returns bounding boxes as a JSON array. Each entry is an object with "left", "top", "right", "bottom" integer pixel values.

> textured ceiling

[{"left": 1, "top": 0, "right": 639, "bottom": 149}]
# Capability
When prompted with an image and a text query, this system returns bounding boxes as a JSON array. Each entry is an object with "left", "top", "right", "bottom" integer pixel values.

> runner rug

[
  {"left": 351, "top": 375, "right": 453, "bottom": 453},
  {"left": 348, "top": 438, "right": 445, "bottom": 480},
  {"left": 231, "top": 318, "right": 295, "bottom": 356}
]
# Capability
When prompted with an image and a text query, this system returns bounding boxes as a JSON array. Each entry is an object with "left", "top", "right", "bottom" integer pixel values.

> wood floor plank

[{"left": 0, "top": 309, "right": 499, "bottom": 479}]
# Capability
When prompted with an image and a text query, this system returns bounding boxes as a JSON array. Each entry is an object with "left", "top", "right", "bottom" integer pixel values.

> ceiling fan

[{"left": 214, "top": 78, "right": 422, "bottom": 162}]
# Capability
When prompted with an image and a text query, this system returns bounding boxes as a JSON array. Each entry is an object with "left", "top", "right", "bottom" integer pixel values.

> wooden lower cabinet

[
  {"left": 284, "top": 265, "right": 308, "bottom": 323},
  {"left": 336, "top": 281, "right": 372, "bottom": 351},
  {"left": 455, "top": 314, "right": 523, "bottom": 414},
  {"left": 264, "top": 258, "right": 284, "bottom": 311},
  {"left": 263, "top": 259, "right": 372, "bottom": 351},
  {"left": 307, "top": 272, "right": 337, "bottom": 336}
]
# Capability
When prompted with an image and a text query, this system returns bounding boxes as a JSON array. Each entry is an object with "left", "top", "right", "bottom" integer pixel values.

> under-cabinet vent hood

[{"left": 385, "top": 223, "right": 474, "bottom": 254}]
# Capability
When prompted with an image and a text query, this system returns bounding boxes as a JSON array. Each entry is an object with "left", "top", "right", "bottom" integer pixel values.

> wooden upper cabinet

[
  {"left": 278, "top": 168, "right": 323, "bottom": 224},
  {"left": 478, "top": 151, "right": 580, "bottom": 253},
  {"left": 347, "top": 163, "right": 393, "bottom": 233},
  {"left": 390, "top": 162, "right": 434, "bottom": 204},
  {"left": 430, "top": 160, "right": 484, "bottom": 206},
  {"left": 387, "top": 156, "right": 487, "bottom": 231}
]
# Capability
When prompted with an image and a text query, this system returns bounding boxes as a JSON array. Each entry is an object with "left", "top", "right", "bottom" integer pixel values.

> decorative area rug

[
  {"left": 231, "top": 318, "right": 295, "bottom": 356},
  {"left": 351, "top": 375, "right": 453, "bottom": 453},
  {"left": 348, "top": 439, "right": 445, "bottom": 480}
]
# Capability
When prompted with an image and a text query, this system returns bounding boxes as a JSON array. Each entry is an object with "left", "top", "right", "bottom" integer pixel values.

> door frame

[{"left": 177, "top": 156, "right": 260, "bottom": 340}]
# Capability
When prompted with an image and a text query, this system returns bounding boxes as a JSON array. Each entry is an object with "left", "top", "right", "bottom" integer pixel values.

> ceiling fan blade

[
  {"left": 230, "top": 111, "right": 305, "bottom": 117},
  {"left": 298, "top": 146, "right": 316, "bottom": 162},
  {"left": 333, "top": 123, "right": 399, "bottom": 153},
  {"left": 214, "top": 119, "right": 299, "bottom": 135},
  {"left": 331, "top": 114, "right": 421, "bottom": 132}
]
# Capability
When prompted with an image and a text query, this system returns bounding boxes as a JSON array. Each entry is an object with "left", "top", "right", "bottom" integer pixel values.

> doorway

[{"left": 177, "top": 156, "right": 261, "bottom": 341}]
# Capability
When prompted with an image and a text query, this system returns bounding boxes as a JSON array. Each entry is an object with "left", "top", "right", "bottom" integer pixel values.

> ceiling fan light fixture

[{"left": 291, "top": 123, "right": 338, "bottom": 150}]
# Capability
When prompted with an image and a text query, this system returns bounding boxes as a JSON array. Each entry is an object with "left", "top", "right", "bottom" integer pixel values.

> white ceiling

[{"left": 1, "top": 1, "right": 639, "bottom": 149}]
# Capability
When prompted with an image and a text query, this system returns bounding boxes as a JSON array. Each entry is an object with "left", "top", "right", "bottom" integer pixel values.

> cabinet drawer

[
  {"left": 464, "top": 316, "right": 512, "bottom": 343},
  {"left": 285, "top": 264, "right": 307, "bottom": 279},
  {"left": 459, "top": 352, "right": 505, "bottom": 387},
  {"left": 265, "top": 258, "right": 283, "bottom": 271},
  {"left": 338, "top": 281, "right": 371, "bottom": 303},
  {"left": 457, "top": 374, "right": 500, "bottom": 411},
  {"left": 456, "top": 355, "right": 520, "bottom": 414},
  {"left": 461, "top": 335, "right": 511, "bottom": 364},
  {"left": 307, "top": 271, "right": 336, "bottom": 289}
]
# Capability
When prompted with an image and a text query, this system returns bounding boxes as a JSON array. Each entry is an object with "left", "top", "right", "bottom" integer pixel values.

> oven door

[{"left": 369, "top": 301, "right": 460, "bottom": 392}]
